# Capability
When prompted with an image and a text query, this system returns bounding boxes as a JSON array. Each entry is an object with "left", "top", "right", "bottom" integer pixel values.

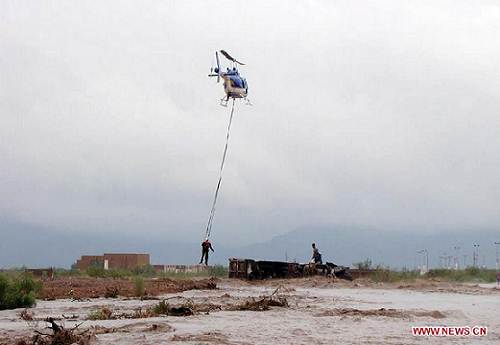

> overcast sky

[{"left": 1, "top": 1, "right": 500, "bottom": 245}]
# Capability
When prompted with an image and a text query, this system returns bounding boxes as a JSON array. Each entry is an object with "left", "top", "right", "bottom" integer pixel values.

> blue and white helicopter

[{"left": 208, "top": 50, "right": 250, "bottom": 106}]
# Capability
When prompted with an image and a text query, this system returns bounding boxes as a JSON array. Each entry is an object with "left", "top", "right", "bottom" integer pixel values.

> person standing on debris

[
  {"left": 199, "top": 238, "right": 214, "bottom": 265},
  {"left": 311, "top": 243, "right": 322, "bottom": 264}
]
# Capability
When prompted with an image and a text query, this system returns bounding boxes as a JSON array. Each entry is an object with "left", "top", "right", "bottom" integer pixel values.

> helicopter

[{"left": 208, "top": 50, "right": 250, "bottom": 106}]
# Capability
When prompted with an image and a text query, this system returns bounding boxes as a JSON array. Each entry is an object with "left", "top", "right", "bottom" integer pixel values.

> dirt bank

[
  {"left": 39, "top": 277, "right": 217, "bottom": 299},
  {"left": 240, "top": 276, "right": 500, "bottom": 295},
  {"left": 1, "top": 277, "right": 499, "bottom": 345}
]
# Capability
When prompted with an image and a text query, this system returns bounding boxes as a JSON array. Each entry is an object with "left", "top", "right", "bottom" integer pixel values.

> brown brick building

[
  {"left": 74, "top": 255, "right": 104, "bottom": 269},
  {"left": 74, "top": 253, "right": 150, "bottom": 270}
]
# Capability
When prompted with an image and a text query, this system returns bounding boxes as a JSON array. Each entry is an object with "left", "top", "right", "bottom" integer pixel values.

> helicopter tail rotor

[{"left": 208, "top": 52, "right": 222, "bottom": 82}]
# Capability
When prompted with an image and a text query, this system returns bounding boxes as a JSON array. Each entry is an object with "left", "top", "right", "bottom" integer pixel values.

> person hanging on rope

[{"left": 199, "top": 238, "right": 215, "bottom": 266}]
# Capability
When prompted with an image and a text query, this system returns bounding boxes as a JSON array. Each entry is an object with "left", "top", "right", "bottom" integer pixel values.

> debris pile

[
  {"left": 16, "top": 318, "right": 94, "bottom": 345},
  {"left": 14, "top": 318, "right": 174, "bottom": 344},
  {"left": 228, "top": 285, "right": 289, "bottom": 311}
]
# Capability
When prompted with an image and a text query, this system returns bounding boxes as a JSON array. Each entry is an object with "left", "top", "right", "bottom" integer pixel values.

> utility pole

[
  {"left": 441, "top": 252, "right": 453, "bottom": 269},
  {"left": 473, "top": 244, "right": 480, "bottom": 268},
  {"left": 476, "top": 244, "right": 480, "bottom": 268},
  {"left": 495, "top": 242, "right": 500, "bottom": 271},
  {"left": 416, "top": 252, "right": 421, "bottom": 271},
  {"left": 453, "top": 246, "right": 460, "bottom": 270},
  {"left": 447, "top": 255, "right": 453, "bottom": 269},
  {"left": 417, "top": 249, "right": 428, "bottom": 273},
  {"left": 463, "top": 254, "right": 467, "bottom": 268},
  {"left": 439, "top": 254, "right": 446, "bottom": 269}
]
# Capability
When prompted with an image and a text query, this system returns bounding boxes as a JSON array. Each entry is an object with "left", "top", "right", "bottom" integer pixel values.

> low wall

[{"left": 153, "top": 264, "right": 210, "bottom": 274}]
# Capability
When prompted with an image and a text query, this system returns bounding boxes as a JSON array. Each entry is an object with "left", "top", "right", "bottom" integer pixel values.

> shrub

[
  {"left": 131, "top": 265, "right": 157, "bottom": 277},
  {"left": 371, "top": 266, "right": 419, "bottom": 283},
  {"left": 427, "top": 268, "right": 495, "bottom": 282},
  {"left": 133, "top": 277, "right": 145, "bottom": 297},
  {"left": 108, "top": 269, "right": 131, "bottom": 279},
  {"left": 0, "top": 273, "right": 41, "bottom": 310},
  {"left": 152, "top": 300, "right": 170, "bottom": 315},
  {"left": 87, "top": 307, "right": 113, "bottom": 320},
  {"left": 208, "top": 265, "right": 228, "bottom": 277},
  {"left": 353, "top": 258, "right": 373, "bottom": 270},
  {"left": 85, "top": 267, "right": 131, "bottom": 279},
  {"left": 86, "top": 266, "right": 107, "bottom": 278},
  {"left": 54, "top": 268, "right": 82, "bottom": 277}
]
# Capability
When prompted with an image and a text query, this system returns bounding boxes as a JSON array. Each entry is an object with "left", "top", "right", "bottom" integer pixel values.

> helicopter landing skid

[{"left": 220, "top": 97, "right": 251, "bottom": 107}]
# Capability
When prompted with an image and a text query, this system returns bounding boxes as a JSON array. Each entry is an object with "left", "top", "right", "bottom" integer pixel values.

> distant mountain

[
  {"left": 1, "top": 219, "right": 498, "bottom": 269},
  {"left": 0, "top": 218, "right": 231, "bottom": 268},
  {"left": 235, "top": 224, "right": 499, "bottom": 269}
]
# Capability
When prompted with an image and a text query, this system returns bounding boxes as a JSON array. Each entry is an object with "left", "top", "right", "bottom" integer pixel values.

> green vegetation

[
  {"left": 426, "top": 267, "right": 496, "bottom": 283},
  {"left": 87, "top": 307, "right": 113, "bottom": 320},
  {"left": 133, "top": 276, "right": 145, "bottom": 297},
  {"left": 208, "top": 265, "right": 227, "bottom": 277},
  {"left": 157, "top": 265, "right": 228, "bottom": 279},
  {"left": 353, "top": 258, "right": 373, "bottom": 270},
  {"left": 152, "top": 300, "right": 170, "bottom": 315},
  {"left": 131, "top": 264, "right": 157, "bottom": 277},
  {"left": 74, "top": 264, "right": 228, "bottom": 279},
  {"left": 371, "top": 267, "right": 420, "bottom": 283},
  {"left": 369, "top": 267, "right": 496, "bottom": 283},
  {"left": 85, "top": 266, "right": 154, "bottom": 279},
  {"left": 0, "top": 273, "right": 41, "bottom": 310},
  {"left": 354, "top": 257, "right": 496, "bottom": 283},
  {"left": 54, "top": 268, "right": 82, "bottom": 277},
  {"left": 86, "top": 266, "right": 126, "bottom": 279}
]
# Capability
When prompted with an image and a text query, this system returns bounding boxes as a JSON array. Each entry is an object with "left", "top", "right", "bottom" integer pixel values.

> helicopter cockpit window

[{"left": 230, "top": 77, "right": 244, "bottom": 88}]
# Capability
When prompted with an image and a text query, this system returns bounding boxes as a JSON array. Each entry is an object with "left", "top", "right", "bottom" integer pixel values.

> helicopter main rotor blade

[
  {"left": 220, "top": 50, "right": 245, "bottom": 65},
  {"left": 216, "top": 51, "right": 221, "bottom": 83}
]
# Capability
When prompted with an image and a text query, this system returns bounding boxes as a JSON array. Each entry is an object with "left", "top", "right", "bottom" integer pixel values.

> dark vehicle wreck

[{"left": 228, "top": 259, "right": 353, "bottom": 281}]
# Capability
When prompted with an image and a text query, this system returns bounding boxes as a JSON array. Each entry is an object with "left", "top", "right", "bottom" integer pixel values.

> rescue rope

[{"left": 204, "top": 98, "right": 236, "bottom": 239}]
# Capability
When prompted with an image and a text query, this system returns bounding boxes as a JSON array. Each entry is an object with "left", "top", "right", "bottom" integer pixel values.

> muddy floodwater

[{"left": 1, "top": 278, "right": 499, "bottom": 344}]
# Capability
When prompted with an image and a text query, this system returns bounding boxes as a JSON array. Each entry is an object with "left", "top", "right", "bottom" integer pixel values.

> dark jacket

[{"left": 202, "top": 240, "right": 214, "bottom": 252}]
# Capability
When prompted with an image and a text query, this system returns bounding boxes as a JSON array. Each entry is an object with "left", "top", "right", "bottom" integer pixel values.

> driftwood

[
  {"left": 227, "top": 286, "right": 289, "bottom": 311},
  {"left": 16, "top": 318, "right": 94, "bottom": 345}
]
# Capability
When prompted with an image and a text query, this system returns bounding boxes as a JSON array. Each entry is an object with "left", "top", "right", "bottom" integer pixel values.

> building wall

[
  {"left": 103, "top": 253, "right": 150, "bottom": 269},
  {"left": 75, "top": 253, "right": 149, "bottom": 270},
  {"left": 74, "top": 255, "right": 104, "bottom": 270}
]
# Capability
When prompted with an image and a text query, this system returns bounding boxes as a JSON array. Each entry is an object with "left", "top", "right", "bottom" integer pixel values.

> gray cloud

[{"left": 1, "top": 1, "right": 500, "bottom": 245}]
